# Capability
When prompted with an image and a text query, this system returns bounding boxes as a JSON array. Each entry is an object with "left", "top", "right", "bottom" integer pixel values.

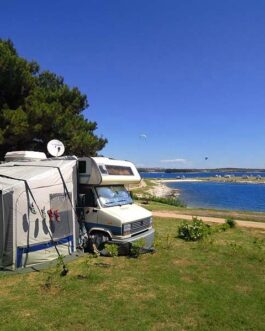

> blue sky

[{"left": 1, "top": 0, "right": 265, "bottom": 168}]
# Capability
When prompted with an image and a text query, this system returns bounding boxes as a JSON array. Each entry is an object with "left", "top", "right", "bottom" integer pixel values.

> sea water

[{"left": 141, "top": 172, "right": 265, "bottom": 212}]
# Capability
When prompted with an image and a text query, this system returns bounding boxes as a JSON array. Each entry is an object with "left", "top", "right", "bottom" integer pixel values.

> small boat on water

[{"left": 175, "top": 175, "right": 186, "bottom": 179}]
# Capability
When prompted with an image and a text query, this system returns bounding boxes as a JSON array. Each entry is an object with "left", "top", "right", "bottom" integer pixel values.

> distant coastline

[
  {"left": 138, "top": 167, "right": 265, "bottom": 173},
  {"left": 161, "top": 177, "right": 265, "bottom": 185}
]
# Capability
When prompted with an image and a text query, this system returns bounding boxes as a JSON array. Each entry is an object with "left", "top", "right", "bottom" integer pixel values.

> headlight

[
  {"left": 123, "top": 223, "right": 131, "bottom": 235},
  {"left": 150, "top": 217, "right": 153, "bottom": 226}
]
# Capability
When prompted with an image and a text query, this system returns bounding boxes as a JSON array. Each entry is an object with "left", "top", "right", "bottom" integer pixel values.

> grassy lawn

[
  {"left": 0, "top": 217, "right": 265, "bottom": 330},
  {"left": 140, "top": 201, "right": 265, "bottom": 222}
]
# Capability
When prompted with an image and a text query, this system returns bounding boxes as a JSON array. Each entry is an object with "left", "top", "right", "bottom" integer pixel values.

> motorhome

[
  {"left": 0, "top": 152, "right": 154, "bottom": 270},
  {"left": 78, "top": 157, "right": 154, "bottom": 254}
]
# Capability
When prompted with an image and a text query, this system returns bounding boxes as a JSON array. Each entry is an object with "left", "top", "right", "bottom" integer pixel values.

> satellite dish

[{"left": 47, "top": 139, "right": 65, "bottom": 157}]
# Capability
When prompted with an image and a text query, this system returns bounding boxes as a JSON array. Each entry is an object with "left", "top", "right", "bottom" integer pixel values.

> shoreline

[
  {"left": 147, "top": 180, "right": 180, "bottom": 198},
  {"left": 138, "top": 179, "right": 265, "bottom": 217},
  {"left": 160, "top": 178, "right": 203, "bottom": 183},
  {"left": 150, "top": 177, "right": 265, "bottom": 185},
  {"left": 146, "top": 176, "right": 265, "bottom": 201}
]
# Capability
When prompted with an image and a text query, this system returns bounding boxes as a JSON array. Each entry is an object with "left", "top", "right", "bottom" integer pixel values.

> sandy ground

[
  {"left": 149, "top": 179, "right": 204, "bottom": 197},
  {"left": 153, "top": 211, "right": 265, "bottom": 229},
  {"left": 148, "top": 181, "right": 180, "bottom": 198}
]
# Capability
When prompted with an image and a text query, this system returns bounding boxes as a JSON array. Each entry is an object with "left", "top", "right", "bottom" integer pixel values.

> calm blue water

[
  {"left": 141, "top": 172, "right": 265, "bottom": 212},
  {"left": 141, "top": 171, "right": 265, "bottom": 179}
]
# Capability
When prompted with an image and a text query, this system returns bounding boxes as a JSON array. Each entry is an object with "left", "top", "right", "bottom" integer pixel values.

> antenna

[{"left": 47, "top": 139, "right": 65, "bottom": 157}]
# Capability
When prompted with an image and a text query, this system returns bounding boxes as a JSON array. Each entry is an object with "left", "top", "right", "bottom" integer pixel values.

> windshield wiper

[{"left": 104, "top": 201, "right": 115, "bottom": 205}]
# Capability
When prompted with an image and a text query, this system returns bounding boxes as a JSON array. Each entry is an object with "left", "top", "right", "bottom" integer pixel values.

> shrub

[
  {"left": 177, "top": 217, "right": 211, "bottom": 241},
  {"left": 226, "top": 217, "right": 236, "bottom": 228},
  {"left": 131, "top": 191, "right": 186, "bottom": 208},
  {"left": 134, "top": 194, "right": 186, "bottom": 207},
  {"left": 103, "top": 243, "right": 119, "bottom": 257},
  {"left": 130, "top": 238, "right": 146, "bottom": 257},
  {"left": 215, "top": 223, "right": 230, "bottom": 232}
]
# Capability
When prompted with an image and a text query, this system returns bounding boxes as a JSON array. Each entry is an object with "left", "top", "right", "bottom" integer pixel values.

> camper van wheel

[{"left": 90, "top": 232, "right": 110, "bottom": 256}]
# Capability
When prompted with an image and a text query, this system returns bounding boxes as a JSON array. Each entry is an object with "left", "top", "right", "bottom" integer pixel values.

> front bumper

[{"left": 112, "top": 228, "right": 155, "bottom": 250}]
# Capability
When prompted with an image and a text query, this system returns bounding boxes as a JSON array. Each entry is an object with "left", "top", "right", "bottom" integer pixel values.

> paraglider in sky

[
  {"left": 205, "top": 156, "right": 208, "bottom": 160},
  {"left": 139, "top": 134, "right": 147, "bottom": 140}
]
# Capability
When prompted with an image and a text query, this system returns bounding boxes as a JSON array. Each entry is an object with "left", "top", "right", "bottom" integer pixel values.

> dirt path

[{"left": 153, "top": 211, "right": 265, "bottom": 230}]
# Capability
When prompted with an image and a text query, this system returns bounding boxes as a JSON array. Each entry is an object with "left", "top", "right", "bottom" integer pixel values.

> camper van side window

[
  {"left": 99, "top": 165, "right": 108, "bottom": 174},
  {"left": 78, "top": 161, "right": 86, "bottom": 174},
  {"left": 105, "top": 165, "right": 134, "bottom": 176}
]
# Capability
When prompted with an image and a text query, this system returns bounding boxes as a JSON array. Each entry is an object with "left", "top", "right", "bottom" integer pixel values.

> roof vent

[{"left": 5, "top": 151, "right": 47, "bottom": 162}]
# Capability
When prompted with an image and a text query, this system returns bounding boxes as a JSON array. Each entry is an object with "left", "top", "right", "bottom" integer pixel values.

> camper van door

[{"left": 80, "top": 187, "right": 98, "bottom": 224}]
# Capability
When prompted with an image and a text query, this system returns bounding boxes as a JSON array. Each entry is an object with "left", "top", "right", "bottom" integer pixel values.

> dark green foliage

[
  {"left": 178, "top": 217, "right": 236, "bottom": 242},
  {"left": 148, "top": 195, "right": 186, "bottom": 207},
  {"left": 0, "top": 39, "right": 107, "bottom": 159},
  {"left": 177, "top": 217, "right": 212, "bottom": 241},
  {"left": 226, "top": 217, "right": 236, "bottom": 228},
  {"left": 133, "top": 193, "right": 186, "bottom": 208},
  {"left": 218, "top": 223, "right": 230, "bottom": 232},
  {"left": 103, "top": 243, "right": 119, "bottom": 257},
  {"left": 130, "top": 238, "right": 146, "bottom": 257}
]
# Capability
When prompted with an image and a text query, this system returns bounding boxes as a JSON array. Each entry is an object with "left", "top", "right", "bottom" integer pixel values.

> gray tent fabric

[
  {"left": 0, "top": 191, "right": 14, "bottom": 268},
  {"left": 0, "top": 159, "right": 78, "bottom": 270}
]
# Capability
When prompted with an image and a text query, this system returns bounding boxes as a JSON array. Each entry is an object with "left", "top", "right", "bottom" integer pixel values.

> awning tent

[{"left": 0, "top": 159, "right": 78, "bottom": 270}]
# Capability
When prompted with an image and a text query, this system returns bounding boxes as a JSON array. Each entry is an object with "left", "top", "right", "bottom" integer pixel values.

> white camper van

[
  {"left": 78, "top": 157, "right": 154, "bottom": 254},
  {"left": 0, "top": 152, "right": 154, "bottom": 269}
]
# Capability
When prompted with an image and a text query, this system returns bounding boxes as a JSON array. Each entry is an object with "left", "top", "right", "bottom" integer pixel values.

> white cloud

[{"left": 160, "top": 158, "right": 187, "bottom": 164}]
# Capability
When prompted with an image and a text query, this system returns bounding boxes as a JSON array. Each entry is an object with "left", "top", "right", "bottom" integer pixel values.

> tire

[{"left": 89, "top": 232, "right": 110, "bottom": 256}]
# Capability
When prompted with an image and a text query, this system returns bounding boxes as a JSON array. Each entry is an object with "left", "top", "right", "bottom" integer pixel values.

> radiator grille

[{"left": 131, "top": 217, "right": 151, "bottom": 234}]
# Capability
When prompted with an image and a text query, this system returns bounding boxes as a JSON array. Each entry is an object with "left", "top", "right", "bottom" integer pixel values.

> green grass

[
  {"left": 129, "top": 179, "right": 156, "bottom": 195},
  {"left": 0, "top": 217, "right": 265, "bottom": 330},
  {"left": 142, "top": 200, "right": 265, "bottom": 222},
  {"left": 135, "top": 195, "right": 186, "bottom": 208}
]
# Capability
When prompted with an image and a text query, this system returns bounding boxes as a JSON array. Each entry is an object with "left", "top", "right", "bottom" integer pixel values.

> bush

[
  {"left": 149, "top": 195, "right": 186, "bottom": 207},
  {"left": 218, "top": 223, "right": 230, "bottom": 232},
  {"left": 134, "top": 194, "right": 186, "bottom": 207},
  {"left": 103, "top": 243, "right": 119, "bottom": 257},
  {"left": 130, "top": 238, "right": 146, "bottom": 257},
  {"left": 226, "top": 217, "right": 236, "bottom": 228},
  {"left": 177, "top": 217, "right": 211, "bottom": 241}
]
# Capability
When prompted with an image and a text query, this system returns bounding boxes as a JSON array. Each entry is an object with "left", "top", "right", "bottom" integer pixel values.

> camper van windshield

[{"left": 96, "top": 186, "right": 132, "bottom": 207}]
